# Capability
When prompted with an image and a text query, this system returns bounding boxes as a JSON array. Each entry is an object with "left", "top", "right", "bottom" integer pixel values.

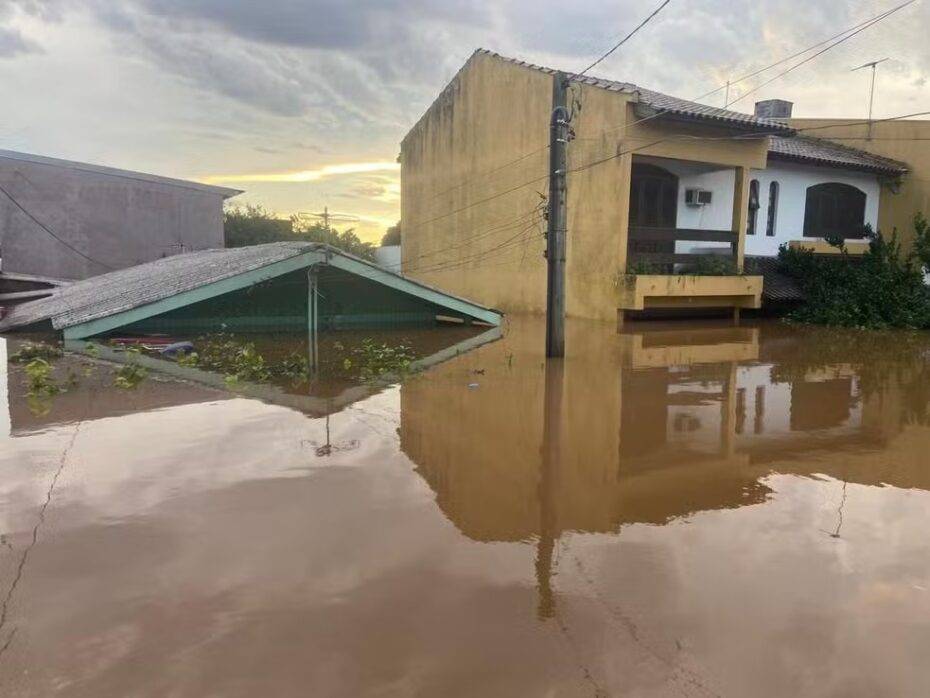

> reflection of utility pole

[
  {"left": 720, "top": 362, "right": 738, "bottom": 457},
  {"left": 851, "top": 58, "right": 889, "bottom": 140},
  {"left": 307, "top": 265, "right": 320, "bottom": 374},
  {"left": 536, "top": 360, "right": 565, "bottom": 620},
  {"left": 307, "top": 411, "right": 360, "bottom": 458}
]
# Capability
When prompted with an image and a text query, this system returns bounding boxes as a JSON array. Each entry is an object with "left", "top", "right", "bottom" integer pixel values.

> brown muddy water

[{"left": 1, "top": 318, "right": 930, "bottom": 697}]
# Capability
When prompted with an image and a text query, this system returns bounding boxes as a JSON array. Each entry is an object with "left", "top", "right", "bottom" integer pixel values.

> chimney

[{"left": 754, "top": 99, "right": 794, "bottom": 123}]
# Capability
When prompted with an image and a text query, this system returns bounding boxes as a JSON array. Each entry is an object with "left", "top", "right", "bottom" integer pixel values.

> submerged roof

[
  {"left": 744, "top": 256, "right": 805, "bottom": 304},
  {"left": 0, "top": 149, "right": 242, "bottom": 199},
  {"left": 473, "top": 50, "right": 793, "bottom": 134},
  {"left": 0, "top": 242, "right": 502, "bottom": 337},
  {"left": 768, "top": 135, "right": 908, "bottom": 176}
]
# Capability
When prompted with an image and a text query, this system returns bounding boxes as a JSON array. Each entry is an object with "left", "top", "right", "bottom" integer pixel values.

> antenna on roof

[
  {"left": 851, "top": 58, "right": 890, "bottom": 139},
  {"left": 297, "top": 206, "right": 360, "bottom": 229}
]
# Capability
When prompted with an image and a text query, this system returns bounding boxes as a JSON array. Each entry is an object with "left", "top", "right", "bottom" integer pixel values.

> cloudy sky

[{"left": 1, "top": 0, "right": 927, "bottom": 241}]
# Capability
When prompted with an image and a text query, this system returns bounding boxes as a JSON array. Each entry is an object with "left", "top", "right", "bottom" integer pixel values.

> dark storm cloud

[
  {"left": 5, "top": 0, "right": 928, "bottom": 127},
  {"left": 49, "top": 0, "right": 493, "bottom": 121},
  {"left": 131, "top": 0, "right": 492, "bottom": 50}
]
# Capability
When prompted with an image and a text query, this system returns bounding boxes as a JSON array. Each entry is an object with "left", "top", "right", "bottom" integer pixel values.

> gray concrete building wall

[{"left": 0, "top": 150, "right": 240, "bottom": 280}]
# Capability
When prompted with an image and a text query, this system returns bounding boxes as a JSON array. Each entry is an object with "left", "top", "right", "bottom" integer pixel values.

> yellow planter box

[
  {"left": 618, "top": 274, "right": 763, "bottom": 311},
  {"left": 788, "top": 239, "right": 870, "bottom": 255}
]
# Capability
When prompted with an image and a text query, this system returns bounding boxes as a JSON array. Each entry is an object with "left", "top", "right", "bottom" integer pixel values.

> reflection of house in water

[
  {"left": 399, "top": 319, "right": 930, "bottom": 613},
  {"left": 2, "top": 327, "right": 502, "bottom": 434}
]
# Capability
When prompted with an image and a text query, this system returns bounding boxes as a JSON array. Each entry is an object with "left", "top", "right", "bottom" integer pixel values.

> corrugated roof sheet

[
  {"left": 0, "top": 243, "right": 316, "bottom": 331},
  {"left": 768, "top": 135, "right": 907, "bottom": 175},
  {"left": 476, "top": 50, "right": 793, "bottom": 134}
]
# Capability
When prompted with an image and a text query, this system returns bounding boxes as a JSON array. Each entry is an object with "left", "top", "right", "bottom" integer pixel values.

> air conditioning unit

[{"left": 685, "top": 188, "right": 713, "bottom": 206}]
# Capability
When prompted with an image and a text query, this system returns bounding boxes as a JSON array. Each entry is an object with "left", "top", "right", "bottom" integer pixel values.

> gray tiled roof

[
  {"left": 768, "top": 135, "right": 907, "bottom": 175},
  {"left": 477, "top": 49, "right": 793, "bottom": 134},
  {"left": 0, "top": 242, "right": 319, "bottom": 332}
]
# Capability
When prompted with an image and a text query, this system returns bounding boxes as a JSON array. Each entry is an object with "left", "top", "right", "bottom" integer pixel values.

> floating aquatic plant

[{"left": 10, "top": 342, "right": 63, "bottom": 364}]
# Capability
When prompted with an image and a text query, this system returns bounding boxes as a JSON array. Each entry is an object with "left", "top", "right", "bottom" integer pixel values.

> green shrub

[
  {"left": 913, "top": 212, "right": 930, "bottom": 274},
  {"left": 778, "top": 222, "right": 930, "bottom": 330}
]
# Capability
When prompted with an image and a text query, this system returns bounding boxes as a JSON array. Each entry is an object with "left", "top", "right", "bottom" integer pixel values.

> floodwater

[{"left": 1, "top": 318, "right": 930, "bottom": 697}]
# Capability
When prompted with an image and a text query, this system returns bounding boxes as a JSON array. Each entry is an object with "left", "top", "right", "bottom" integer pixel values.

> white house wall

[
  {"left": 745, "top": 161, "right": 880, "bottom": 257},
  {"left": 636, "top": 158, "right": 736, "bottom": 255},
  {"left": 641, "top": 157, "right": 882, "bottom": 258}
]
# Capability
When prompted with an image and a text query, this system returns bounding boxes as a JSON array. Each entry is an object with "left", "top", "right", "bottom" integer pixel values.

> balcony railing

[{"left": 628, "top": 226, "right": 738, "bottom": 271}]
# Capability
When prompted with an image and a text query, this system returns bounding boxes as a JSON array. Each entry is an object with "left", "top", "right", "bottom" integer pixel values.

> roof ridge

[{"left": 473, "top": 49, "right": 792, "bottom": 133}]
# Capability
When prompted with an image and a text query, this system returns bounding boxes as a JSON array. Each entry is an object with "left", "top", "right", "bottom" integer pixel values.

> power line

[
  {"left": 0, "top": 182, "right": 115, "bottom": 271},
  {"left": 794, "top": 110, "right": 930, "bottom": 133},
  {"left": 404, "top": 2, "right": 919, "bottom": 253},
  {"left": 571, "top": 0, "right": 674, "bottom": 80},
  {"left": 404, "top": 171, "right": 550, "bottom": 233},
  {"left": 725, "top": 0, "right": 916, "bottom": 108},
  {"left": 693, "top": 4, "right": 912, "bottom": 104},
  {"left": 421, "top": 0, "right": 673, "bottom": 209}
]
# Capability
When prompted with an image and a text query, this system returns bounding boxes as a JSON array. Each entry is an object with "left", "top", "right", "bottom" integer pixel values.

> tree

[
  {"left": 223, "top": 204, "right": 375, "bottom": 261},
  {"left": 224, "top": 204, "right": 293, "bottom": 247},
  {"left": 381, "top": 222, "right": 401, "bottom": 247},
  {"left": 290, "top": 215, "right": 375, "bottom": 260}
]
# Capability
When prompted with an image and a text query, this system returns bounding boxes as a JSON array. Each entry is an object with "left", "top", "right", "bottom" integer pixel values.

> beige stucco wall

[
  {"left": 401, "top": 52, "right": 769, "bottom": 321},
  {"left": 790, "top": 118, "right": 930, "bottom": 249}
]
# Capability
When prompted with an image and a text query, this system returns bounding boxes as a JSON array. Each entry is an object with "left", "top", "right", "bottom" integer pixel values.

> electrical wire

[
  {"left": 403, "top": 2, "right": 920, "bottom": 266},
  {"left": 693, "top": 2, "right": 916, "bottom": 104},
  {"left": 725, "top": 0, "right": 917, "bottom": 108},
  {"left": 0, "top": 182, "right": 116, "bottom": 271},
  {"left": 417, "top": 0, "right": 671, "bottom": 211},
  {"left": 570, "top": 0, "right": 674, "bottom": 80},
  {"left": 401, "top": 201, "right": 547, "bottom": 275}
]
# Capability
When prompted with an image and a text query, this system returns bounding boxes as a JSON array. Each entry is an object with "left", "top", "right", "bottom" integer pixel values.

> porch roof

[{"left": 768, "top": 135, "right": 908, "bottom": 176}]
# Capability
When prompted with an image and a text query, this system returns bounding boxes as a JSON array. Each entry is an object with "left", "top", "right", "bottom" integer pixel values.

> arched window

[
  {"left": 630, "top": 163, "right": 678, "bottom": 228},
  {"left": 766, "top": 181, "right": 779, "bottom": 237},
  {"left": 803, "top": 183, "right": 867, "bottom": 239},
  {"left": 747, "top": 179, "right": 760, "bottom": 235}
]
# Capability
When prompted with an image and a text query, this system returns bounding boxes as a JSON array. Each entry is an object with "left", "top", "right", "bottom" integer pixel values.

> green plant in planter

[{"left": 684, "top": 256, "right": 738, "bottom": 276}]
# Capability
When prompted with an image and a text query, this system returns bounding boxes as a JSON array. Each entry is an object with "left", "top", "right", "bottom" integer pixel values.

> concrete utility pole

[
  {"left": 852, "top": 58, "right": 889, "bottom": 140},
  {"left": 546, "top": 72, "right": 570, "bottom": 358}
]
